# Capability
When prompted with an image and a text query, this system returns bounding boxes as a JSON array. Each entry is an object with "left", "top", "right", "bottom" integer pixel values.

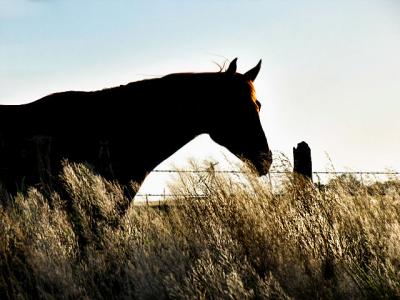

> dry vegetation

[{"left": 1, "top": 159, "right": 400, "bottom": 299}]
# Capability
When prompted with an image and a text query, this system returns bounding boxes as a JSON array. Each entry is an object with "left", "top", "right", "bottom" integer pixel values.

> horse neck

[{"left": 120, "top": 76, "right": 209, "bottom": 173}]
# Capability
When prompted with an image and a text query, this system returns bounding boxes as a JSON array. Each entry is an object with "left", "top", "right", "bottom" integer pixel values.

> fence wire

[
  {"left": 134, "top": 169, "right": 400, "bottom": 200},
  {"left": 150, "top": 169, "right": 400, "bottom": 175}
]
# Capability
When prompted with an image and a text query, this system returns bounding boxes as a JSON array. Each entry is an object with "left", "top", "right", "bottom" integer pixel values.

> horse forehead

[
  {"left": 224, "top": 79, "right": 260, "bottom": 112},
  {"left": 248, "top": 81, "right": 261, "bottom": 112},
  {"left": 249, "top": 82, "right": 257, "bottom": 101}
]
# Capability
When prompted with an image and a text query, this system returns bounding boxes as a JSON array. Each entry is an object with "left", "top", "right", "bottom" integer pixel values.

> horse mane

[
  {"left": 164, "top": 72, "right": 261, "bottom": 112},
  {"left": 60, "top": 70, "right": 260, "bottom": 114}
]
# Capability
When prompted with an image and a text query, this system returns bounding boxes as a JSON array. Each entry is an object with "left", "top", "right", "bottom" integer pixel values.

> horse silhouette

[{"left": 0, "top": 58, "right": 272, "bottom": 198}]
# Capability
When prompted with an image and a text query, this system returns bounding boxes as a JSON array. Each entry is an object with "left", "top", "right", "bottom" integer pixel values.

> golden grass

[{"left": 1, "top": 160, "right": 399, "bottom": 299}]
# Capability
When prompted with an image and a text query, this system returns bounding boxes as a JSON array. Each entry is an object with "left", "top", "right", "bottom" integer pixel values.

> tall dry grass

[{"left": 0, "top": 160, "right": 399, "bottom": 299}]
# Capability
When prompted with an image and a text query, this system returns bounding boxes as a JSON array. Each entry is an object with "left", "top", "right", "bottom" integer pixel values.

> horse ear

[
  {"left": 244, "top": 59, "right": 262, "bottom": 81},
  {"left": 225, "top": 58, "right": 237, "bottom": 74}
]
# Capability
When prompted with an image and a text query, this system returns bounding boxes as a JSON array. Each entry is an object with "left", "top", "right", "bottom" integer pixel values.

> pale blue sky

[{"left": 1, "top": 0, "right": 400, "bottom": 194}]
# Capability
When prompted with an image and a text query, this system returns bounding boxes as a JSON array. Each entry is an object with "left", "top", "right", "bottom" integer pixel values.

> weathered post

[{"left": 293, "top": 141, "right": 312, "bottom": 182}]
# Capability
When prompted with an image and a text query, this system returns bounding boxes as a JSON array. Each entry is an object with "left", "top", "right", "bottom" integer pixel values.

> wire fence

[
  {"left": 133, "top": 169, "right": 400, "bottom": 201},
  {"left": 150, "top": 169, "right": 400, "bottom": 175}
]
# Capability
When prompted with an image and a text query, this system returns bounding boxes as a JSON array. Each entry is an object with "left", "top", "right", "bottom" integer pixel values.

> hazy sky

[{"left": 1, "top": 0, "right": 400, "bottom": 194}]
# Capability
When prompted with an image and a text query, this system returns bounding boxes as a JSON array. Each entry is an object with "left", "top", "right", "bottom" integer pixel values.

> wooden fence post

[{"left": 293, "top": 141, "right": 312, "bottom": 181}]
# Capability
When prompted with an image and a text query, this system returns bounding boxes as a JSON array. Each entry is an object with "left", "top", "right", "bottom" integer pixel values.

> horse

[{"left": 0, "top": 58, "right": 273, "bottom": 202}]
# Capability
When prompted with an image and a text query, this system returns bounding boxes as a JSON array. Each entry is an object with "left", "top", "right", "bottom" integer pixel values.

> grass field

[{"left": 1, "top": 161, "right": 399, "bottom": 299}]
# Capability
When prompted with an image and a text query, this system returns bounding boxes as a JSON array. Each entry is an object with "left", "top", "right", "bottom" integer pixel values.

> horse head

[{"left": 207, "top": 58, "right": 272, "bottom": 175}]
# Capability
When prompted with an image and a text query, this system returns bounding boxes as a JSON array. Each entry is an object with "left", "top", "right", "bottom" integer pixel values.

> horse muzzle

[{"left": 250, "top": 150, "right": 272, "bottom": 176}]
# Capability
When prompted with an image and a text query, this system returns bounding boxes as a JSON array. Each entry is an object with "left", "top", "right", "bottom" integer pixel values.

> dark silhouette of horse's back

[{"left": 0, "top": 58, "right": 272, "bottom": 201}]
